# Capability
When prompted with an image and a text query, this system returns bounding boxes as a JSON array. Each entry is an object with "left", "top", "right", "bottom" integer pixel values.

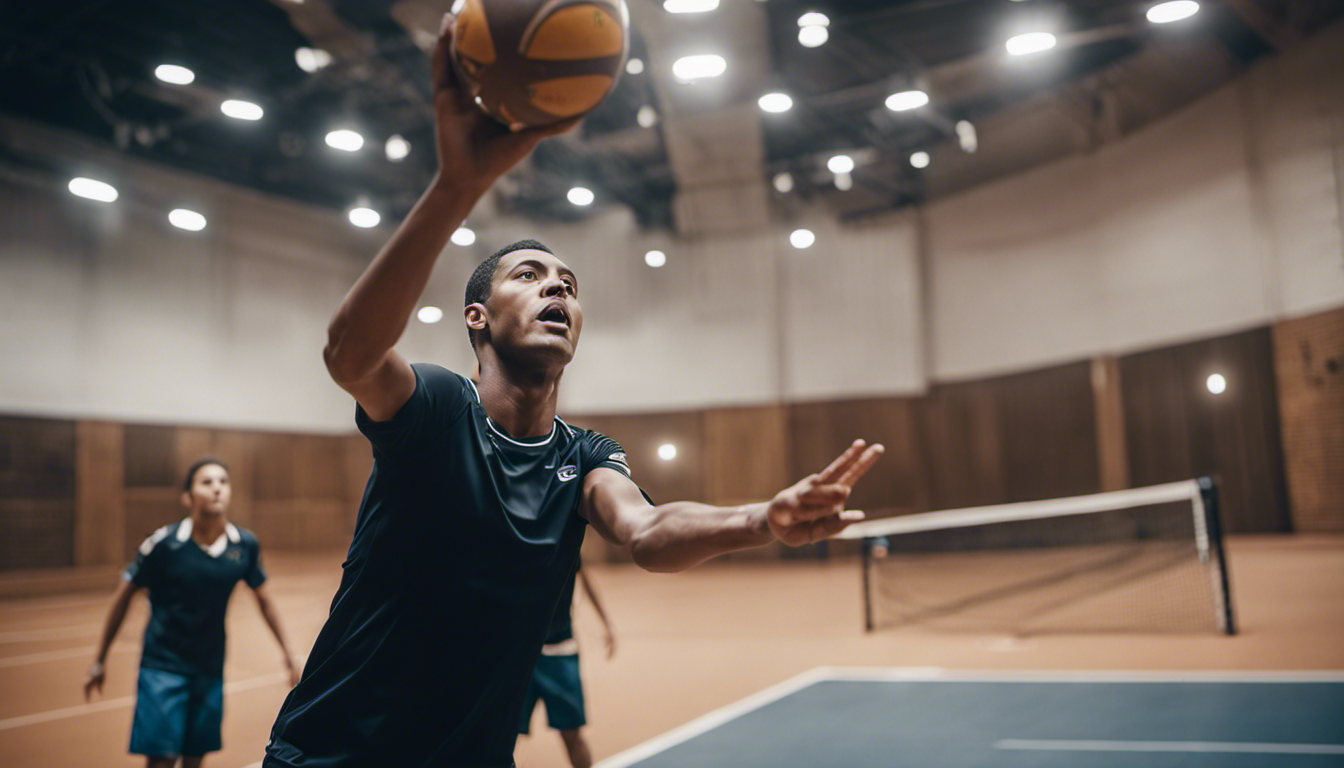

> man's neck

[
  {"left": 191, "top": 512, "right": 227, "bottom": 545},
  {"left": 476, "top": 357, "right": 563, "bottom": 438}
]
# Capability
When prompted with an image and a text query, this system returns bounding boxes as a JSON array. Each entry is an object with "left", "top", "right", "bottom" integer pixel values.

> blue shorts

[
  {"left": 129, "top": 667, "right": 224, "bottom": 757},
  {"left": 518, "top": 653, "right": 585, "bottom": 734}
]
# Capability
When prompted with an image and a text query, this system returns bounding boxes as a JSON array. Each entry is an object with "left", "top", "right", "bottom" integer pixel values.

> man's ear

[
  {"left": 180, "top": 491, "right": 192, "bottom": 510},
  {"left": 464, "top": 303, "right": 487, "bottom": 332}
]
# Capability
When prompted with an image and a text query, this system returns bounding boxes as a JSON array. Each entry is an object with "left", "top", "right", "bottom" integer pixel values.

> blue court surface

[{"left": 596, "top": 668, "right": 1344, "bottom": 768}]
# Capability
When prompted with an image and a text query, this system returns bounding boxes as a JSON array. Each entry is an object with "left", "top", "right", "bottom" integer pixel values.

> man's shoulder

[
  {"left": 229, "top": 523, "right": 261, "bottom": 548},
  {"left": 138, "top": 520, "right": 183, "bottom": 556}
]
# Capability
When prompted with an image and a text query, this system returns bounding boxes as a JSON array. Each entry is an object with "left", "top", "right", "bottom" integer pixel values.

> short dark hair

[
  {"left": 463, "top": 239, "right": 554, "bottom": 348},
  {"left": 183, "top": 457, "right": 229, "bottom": 492}
]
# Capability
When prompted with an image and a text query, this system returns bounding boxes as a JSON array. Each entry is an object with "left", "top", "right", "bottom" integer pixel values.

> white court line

[
  {"left": 812, "top": 667, "right": 1344, "bottom": 683},
  {"left": 0, "top": 671, "right": 289, "bottom": 730},
  {"left": 0, "top": 643, "right": 137, "bottom": 668},
  {"left": 995, "top": 739, "right": 1344, "bottom": 755},
  {"left": 592, "top": 667, "right": 832, "bottom": 768},
  {"left": 0, "top": 624, "right": 102, "bottom": 643}
]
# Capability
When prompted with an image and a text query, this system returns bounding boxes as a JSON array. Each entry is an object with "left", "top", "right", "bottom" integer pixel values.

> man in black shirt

[{"left": 263, "top": 13, "right": 884, "bottom": 768}]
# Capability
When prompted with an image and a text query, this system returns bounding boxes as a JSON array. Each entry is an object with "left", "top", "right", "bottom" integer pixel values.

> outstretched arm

[
  {"left": 581, "top": 440, "right": 884, "bottom": 574},
  {"left": 576, "top": 566, "right": 616, "bottom": 659},
  {"left": 251, "top": 584, "right": 301, "bottom": 688},
  {"left": 85, "top": 580, "right": 140, "bottom": 701},
  {"left": 323, "top": 13, "right": 577, "bottom": 420}
]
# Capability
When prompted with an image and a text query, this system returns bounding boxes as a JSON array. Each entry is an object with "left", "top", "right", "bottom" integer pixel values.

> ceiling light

[
  {"left": 885, "top": 90, "right": 929, "bottom": 111},
  {"left": 348, "top": 207, "right": 381, "bottom": 228},
  {"left": 626, "top": 58, "right": 645, "bottom": 75},
  {"left": 1006, "top": 32, "right": 1057, "bottom": 56},
  {"left": 68, "top": 177, "right": 118, "bottom": 203},
  {"left": 798, "top": 25, "right": 828, "bottom": 47},
  {"left": 1206, "top": 373, "right": 1227, "bottom": 394},
  {"left": 797, "top": 12, "right": 829, "bottom": 27},
  {"left": 168, "top": 208, "right": 207, "bottom": 231},
  {"left": 956, "top": 120, "right": 978, "bottom": 153},
  {"left": 827, "top": 154, "right": 854, "bottom": 174},
  {"left": 326, "top": 129, "right": 365, "bottom": 152},
  {"left": 790, "top": 229, "right": 815, "bottom": 249},
  {"left": 657, "top": 443, "right": 677, "bottom": 460},
  {"left": 910, "top": 151, "right": 930, "bottom": 168},
  {"left": 220, "top": 99, "right": 263, "bottom": 121},
  {"left": 154, "top": 64, "right": 195, "bottom": 85},
  {"left": 295, "top": 47, "right": 332, "bottom": 73},
  {"left": 664, "top": 0, "right": 718, "bottom": 12},
  {"left": 834, "top": 172, "right": 853, "bottom": 191},
  {"left": 773, "top": 172, "right": 794, "bottom": 193},
  {"left": 644, "top": 250, "right": 666, "bottom": 268},
  {"left": 758, "top": 92, "right": 793, "bottom": 113},
  {"left": 637, "top": 105, "right": 658, "bottom": 127},
  {"left": 417, "top": 306, "right": 444, "bottom": 324},
  {"left": 385, "top": 135, "right": 410, "bottom": 161},
  {"left": 568, "top": 187, "right": 595, "bottom": 206},
  {"left": 451, "top": 227, "right": 476, "bottom": 246},
  {"left": 1148, "top": 0, "right": 1199, "bottom": 23},
  {"left": 671, "top": 54, "right": 727, "bottom": 83}
]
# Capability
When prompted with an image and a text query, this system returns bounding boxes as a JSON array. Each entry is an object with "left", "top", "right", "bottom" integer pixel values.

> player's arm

[
  {"left": 322, "top": 14, "right": 577, "bottom": 420},
  {"left": 581, "top": 440, "right": 884, "bottom": 574},
  {"left": 576, "top": 566, "right": 616, "bottom": 658},
  {"left": 84, "top": 579, "right": 141, "bottom": 701},
  {"left": 250, "top": 583, "right": 302, "bottom": 687}
]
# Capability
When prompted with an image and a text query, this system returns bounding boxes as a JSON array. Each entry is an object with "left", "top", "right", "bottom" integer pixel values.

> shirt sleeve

[
  {"left": 582, "top": 432, "right": 633, "bottom": 479},
  {"left": 355, "top": 363, "right": 472, "bottom": 458},
  {"left": 244, "top": 536, "right": 268, "bottom": 589},
  {"left": 124, "top": 527, "right": 169, "bottom": 588}
]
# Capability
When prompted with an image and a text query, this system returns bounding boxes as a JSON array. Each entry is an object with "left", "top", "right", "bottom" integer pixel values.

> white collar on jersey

[
  {"left": 176, "top": 518, "right": 240, "bottom": 558},
  {"left": 463, "top": 374, "right": 576, "bottom": 445}
]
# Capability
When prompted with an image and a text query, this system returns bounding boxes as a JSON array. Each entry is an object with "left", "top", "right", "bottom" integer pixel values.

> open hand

[{"left": 767, "top": 440, "right": 884, "bottom": 546}]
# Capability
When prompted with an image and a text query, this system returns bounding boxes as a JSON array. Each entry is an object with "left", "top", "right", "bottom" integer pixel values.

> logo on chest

[
  {"left": 557, "top": 465, "right": 578, "bottom": 482},
  {"left": 225, "top": 547, "right": 242, "bottom": 562}
]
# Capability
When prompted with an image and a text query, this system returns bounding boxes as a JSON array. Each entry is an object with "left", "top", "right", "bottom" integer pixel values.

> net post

[
  {"left": 1198, "top": 476, "right": 1237, "bottom": 635},
  {"left": 861, "top": 538, "right": 874, "bottom": 632}
]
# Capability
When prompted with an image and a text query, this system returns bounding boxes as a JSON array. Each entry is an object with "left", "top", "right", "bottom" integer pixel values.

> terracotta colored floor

[{"left": 0, "top": 535, "right": 1340, "bottom": 768}]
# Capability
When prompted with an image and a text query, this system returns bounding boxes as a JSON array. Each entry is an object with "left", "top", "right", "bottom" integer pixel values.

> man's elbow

[{"left": 628, "top": 533, "right": 686, "bottom": 574}]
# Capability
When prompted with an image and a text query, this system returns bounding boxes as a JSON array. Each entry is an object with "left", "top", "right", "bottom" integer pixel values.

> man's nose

[{"left": 541, "top": 278, "right": 566, "bottom": 297}]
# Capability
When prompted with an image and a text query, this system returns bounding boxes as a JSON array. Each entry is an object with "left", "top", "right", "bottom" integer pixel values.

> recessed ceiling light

[
  {"left": 827, "top": 154, "right": 854, "bottom": 174},
  {"left": 834, "top": 172, "right": 853, "bottom": 191},
  {"left": 885, "top": 90, "right": 929, "bottom": 111},
  {"left": 154, "top": 64, "right": 195, "bottom": 85},
  {"left": 1147, "top": 0, "right": 1199, "bottom": 23},
  {"left": 637, "top": 105, "right": 658, "bottom": 127},
  {"left": 220, "top": 99, "right": 263, "bottom": 121},
  {"left": 1206, "top": 373, "right": 1227, "bottom": 394},
  {"left": 326, "top": 129, "right": 364, "bottom": 152},
  {"left": 910, "top": 151, "right": 930, "bottom": 168},
  {"left": 790, "top": 229, "right": 815, "bottom": 249},
  {"left": 672, "top": 54, "right": 727, "bottom": 83},
  {"left": 798, "top": 25, "right": 828, "bottom": 47},
  {"left": 644, "top": 250, "right": 667, "bottom": 268},
  {"left": 956, "top": 120, "right": 978, "bottom": 153},
  {"left": 385, "top": 135, "right": 410, "bottom": 161},
  {"left": 626, "top": 58, "right": 645, "bottom": 75},
  {"left": 348, "top": 207, "right": 380, "bottom": 228},
  {"left": 168, "top": 208, "right": 207, "bottom": 231},
  {"left": 758, "top": 92, "right": 793, "bottom": 113},
  {"left": 68, "top": 177, "right": 118, "bottom": 202},
  {"left": 664, "top": 0, "right": 718, "bottom": 12},
  {"left": 1006, "top": 32, "right": 1057, "bottom": 56},
  {"left": 568, "top": 187, "right": 595, "bottom": 206},
  {"left": 797, "top": 12, "right": 829, "bottom": 27},
  {"left": 657, "top": 443, "right": 677, "bottom": 460},
  {"left": 417, "top": 306, "right": 444, "bottom": 324},
  {"left": 295, "top": 47, "right": 332, "bottom": 73},
  {"left": 451, "top": 227, "right": 476, "bottom": 246},
  {"left": 773, "top": 172, "right": 794, "bottom": 193}
]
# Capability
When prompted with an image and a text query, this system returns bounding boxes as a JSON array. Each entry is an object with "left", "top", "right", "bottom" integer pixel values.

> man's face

[
  {"left": 182, "top": 463, "right": 231, "bottom": 516},
  {"left": 472, "top": 249, "right": 583, "bottom": 364}
]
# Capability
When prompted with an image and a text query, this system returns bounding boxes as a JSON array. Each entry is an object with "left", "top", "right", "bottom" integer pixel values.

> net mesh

[{"left": 840, "top": 480, "right": 1233, "bottom": 636}]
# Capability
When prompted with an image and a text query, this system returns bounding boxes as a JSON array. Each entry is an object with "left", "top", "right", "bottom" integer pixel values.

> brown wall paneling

[
  {"left": 122, "top": 424, "right": 177, "bottom": 488},
  {"left": 915, "top": 380, "right": 1004, "bottom": 510},
  {"left": 75, "top": 421, "right": 125, "bottom": 567},
  {"left": 0, "top": 416, "right": 76, "bottom": 570},
  {"left": 122, "top": 488, "right": 186, "bottom": 561},
  {"left": 1092, "top": 356, "right": 1131, "bottom": 492},
  {"left": 788, "top": 397, "right": 924, "bottom": 516},
  {"left": 1273, "top": 307, "right": 1344, "bottom": 531},
  {"left": 252, "top": 433, "right": 298, "bottom": 501},
  {"left": 341, "top": 434, "right": 374, "bottom": 531},
  {"left": 702, "top": 405, "right": 789, "bottom": 506},
  {"left": 210, "top": 430, "right": 258, "bottom": 530},
  {"left": 567, "top": 410, "right": 705, "bottom": 509},
  {"left": 1120, "top": 327, "right": 1290, "bottom": 533}
]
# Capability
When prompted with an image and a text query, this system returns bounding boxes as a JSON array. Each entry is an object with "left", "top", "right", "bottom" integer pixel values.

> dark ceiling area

[{"left": 0, "top": 0, "right": 1339, "bottom": 231}]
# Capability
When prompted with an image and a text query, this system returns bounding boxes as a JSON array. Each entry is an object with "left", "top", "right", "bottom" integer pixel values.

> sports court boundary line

[
  {"left": 995, "top": 739, "right": 1344, "bottom": 754},
  {"left": 593, "top": 667, "right": 1344, "bottom": 768}
]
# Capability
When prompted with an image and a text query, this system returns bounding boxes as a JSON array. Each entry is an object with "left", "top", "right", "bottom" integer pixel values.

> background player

[
  {"left": 518, "top": 561, "right": 616, "bottom": 768},
  {"left": 263, "top": 13, "right": 883, "bottom": 768},
  {"left": 85, "top": 458, "right": 300, "bottom": 768}
]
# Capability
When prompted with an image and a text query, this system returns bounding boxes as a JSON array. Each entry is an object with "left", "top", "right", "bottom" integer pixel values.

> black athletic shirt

[
  {"left": 542, "top": 566, "right": 579, "bottom": 646},
  {"left": 265, "top": 364, "right": 633, "bottom": 768},
  {"left": 125, "top": 518, "right": 267, "bottom": 678}
]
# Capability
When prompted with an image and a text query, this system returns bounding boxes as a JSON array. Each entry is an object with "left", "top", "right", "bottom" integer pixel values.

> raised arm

[
  {"left": 251, "top": 583, "right": 302, "bottom": 688},
  {"left": 322, "top": 14, "right": 577, "bottom": 420},
  {"left": 581, "top": 440, "right": 884, "bottom": 574},
  {"left": 84, "top": 579, "right": 140, "bottom": 701}
]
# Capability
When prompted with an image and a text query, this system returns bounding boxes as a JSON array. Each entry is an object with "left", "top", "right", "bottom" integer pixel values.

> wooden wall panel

[
  {"left": 1120, "top": 327, "right": 1290, "bottom": 533},
  {"left": 75, "top": 421, "right": 125, "bottom": 567},
  {"left": 916, "top": 381, "right": 1004, "bottom": 510},
  {"left": 0, "top": 416, "right": 76, "bottom": 570},
  {"left": 1093, "top": 356, "right": 1130, "bottom": 491},
  {"left": 123, "top": 424, "right": 177, "bottom": 488},
  {"left": 567, "top": 411, "right": 704, "bottom": 508},
  {"left": 122, "top": 488, "right": 184, "bottom": 561},
  {"left": 702, "top": 405, "right": 789, "bottom": 506},
  {"left": 1273, "top": 307, "right": 1344, "bottom": 531},
  {"left": 789, "top": 398, "right": 923, "bottom": 516}
]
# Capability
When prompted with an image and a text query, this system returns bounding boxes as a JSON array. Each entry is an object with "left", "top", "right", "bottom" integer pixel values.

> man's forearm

[
  {"left": 324, "top": 178, "right": 480, "bottom": 382},
  {"left": 628, "top": 502, "right": 774, "bottom": 573}
]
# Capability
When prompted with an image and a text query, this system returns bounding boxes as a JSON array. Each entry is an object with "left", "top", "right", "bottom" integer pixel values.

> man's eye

[{"left": 519, "top": 270, "right": 536, "bottom": 279}]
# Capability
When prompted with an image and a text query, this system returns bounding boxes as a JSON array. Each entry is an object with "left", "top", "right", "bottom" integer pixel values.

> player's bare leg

[
  {"left": 558, "top": 728, "right": 592, "bottom": 768},
  {"left": 146, "top": 758, "right": 176, "bottom": 768},
  {"left": 181, "top": 756, "right": 204, "bottom": 768}
]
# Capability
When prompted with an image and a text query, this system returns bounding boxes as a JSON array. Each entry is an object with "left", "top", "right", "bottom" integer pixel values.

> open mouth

[{"left": 538, "top": 302, "right": 570, "bottom": 327}]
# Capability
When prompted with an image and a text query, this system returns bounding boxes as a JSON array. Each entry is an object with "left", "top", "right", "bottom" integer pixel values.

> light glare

[
  {"left": 568, "top": 187, "right": 595, "bottom": 206},
  {"left": 758, "top": 92, "right": 793, "bottom": 113},
  {"left": 451, "top": 227, "right": 476, "bottom": 246},
  {"left": 154, "top": 64, "right": 195, "bottom": 85},
  {"left": 1006, "top": 32, "right": 1058, "bottom": 56},
  {"left": 168, "top": 209, "right": 207, "bottom": 231},
  {"left": 885, "top": 90, "right": 929, "bottom": 111},
  {"left": 1148, "top": 0, "right": 1200, "bottom": 23},
  {"left": 798, "top": 25, "right": 828, "bottom": 47},
  {"left": 68, "top": 177, "right": 118, "bottom": 203},
  {"left": 348, "top": 207, "right": 381, "bottom": 228},
  {"left": 417, "top": 306, "right": 444, "bottom": 324},
  {"left": 644, "top": 250, "right": 667, "bottom": 268},
  {"left": 1206, "top": 373, "right": 1227, "bottom": 394},
  {"left": 220, "top": 99, "right": 263, "bottom": 121},
  {"left": 664, "top": 0, "right": 718, "bottom": 12},
  {"left": 827, "top": 154, "right": 854, "bottom": 174},
  {"left": 910, "top": 151, "right": 930, "bottom": 168},
  {"left": 626, "top": 58, "right": 644, "bottom": 75},
  {"left": 671, "top": 54, "right": 727, "bottom": 83},
  {"left": 773, "top": 172, "right": 794, "bottom": 193},
  {"left": 797, "top": 12, "right": 829, "bottom": 27},
  {"left": 295, "top": 47, "right": 332, "bottom": 73},
  {"left": 385, "top": 135, "right": 410, "bottom": 161},
  {"left": 834, "top": 172, "right": 853, "bottom": 191},
  {"left": 637, "top": 105, "right": 658, "bottom": 127},
  {"left": 657, "top": 443, "right": 677, "bottom": 460},
  {"left": 326, "top": 129, "right": 365, "bottom": 152},
  {"left": 790, "top": 229, "right": 815, "bottom": 249}
]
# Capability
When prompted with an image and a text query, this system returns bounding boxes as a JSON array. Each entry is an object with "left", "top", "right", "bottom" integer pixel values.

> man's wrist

[
  {"left": 88, "top": 660, "right": 104, "bottom": 676},
  {"left": 747, "top": 504, "right": 774, "bottom": 542}
]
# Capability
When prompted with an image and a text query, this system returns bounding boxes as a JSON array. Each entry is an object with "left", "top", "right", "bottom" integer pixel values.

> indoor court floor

[{"left": 0, "top": 535, "right": 1341, "bottom": 768}]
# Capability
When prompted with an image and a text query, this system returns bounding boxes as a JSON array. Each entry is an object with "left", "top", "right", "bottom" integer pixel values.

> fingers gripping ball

[{"left": 451, "top": 0, "right": 629, "bottom": 127}]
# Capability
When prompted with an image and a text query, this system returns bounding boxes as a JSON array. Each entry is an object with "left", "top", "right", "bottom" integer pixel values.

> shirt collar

[{"left": 176, "top": 518, "right": 239, "bottom": 557}]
